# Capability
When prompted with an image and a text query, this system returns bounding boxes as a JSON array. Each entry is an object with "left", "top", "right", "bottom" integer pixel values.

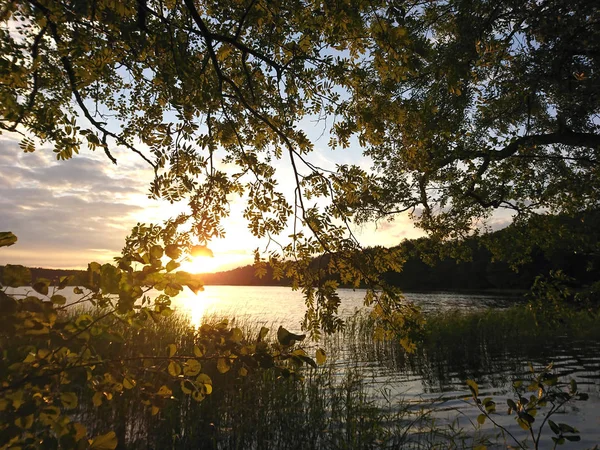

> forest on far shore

[{"left": 6, "top": 215, "right": 598, "bottom": 294}]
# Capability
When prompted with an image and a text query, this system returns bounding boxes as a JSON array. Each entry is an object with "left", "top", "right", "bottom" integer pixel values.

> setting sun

[{"left": 180, "top": 254, "right": 226, "bottom": 274}]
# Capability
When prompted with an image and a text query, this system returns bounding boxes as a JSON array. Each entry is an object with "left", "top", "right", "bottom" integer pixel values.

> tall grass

[{"left": 57, "top": 303, "right": 600, "bottom": 449}]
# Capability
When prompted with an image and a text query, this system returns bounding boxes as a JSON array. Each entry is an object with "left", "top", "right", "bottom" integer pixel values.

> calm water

[
  {"left": 171, "top": 285, "right": 518, "bottom": 329},
  {"left": 175, "top": 286, "right": 600, "bottom": 449}
]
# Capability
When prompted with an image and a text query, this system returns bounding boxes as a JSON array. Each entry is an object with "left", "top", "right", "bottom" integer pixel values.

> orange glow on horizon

[{"left": 178, "top": 252, "right": 250, "bottom": 274}]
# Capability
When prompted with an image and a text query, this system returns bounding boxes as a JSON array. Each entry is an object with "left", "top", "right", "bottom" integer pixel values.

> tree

[
  {"left": 339, "top": 0, "right": 599, "bottom": 268},
  {"left": 0, "top": 0, "right": 422, "bottom": 336}
]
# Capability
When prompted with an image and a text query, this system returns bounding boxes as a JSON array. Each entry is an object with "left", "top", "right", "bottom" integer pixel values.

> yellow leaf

[
  {"left": 123, "top": 376, "right": 136, "bottom": 390},
  {"left": 192, "top": 390, "right": 205, "bottom": 402},
  {"left": 89, "top": 431, "right": 118, "bottom": 450},
  {"left": 239, "top": 367, "right": 248, "bottom": 377},
  {"left": 216, "top": 358, "right": 230, "bottom": 374},
  {"left": 316, "top": 349, "right": 326, "bottom": 365},
  {"left": 15, "top": 414, "right": 34, "bottom": 429},
  {"left": 167, "top": 344, "right": 177, "bottom": 357},
  {"left": 183, "top": 359, "right": 201, "bottom": 376},
  {"left": 73, "top": 423, "right": 87, "bottom": 441},
  {"left": 157, "top": 385, "right": 172, "bottom": 397},
  {"left": 92, "top": 392, "right": 103, "bottom": 407},
  {"left": 193, "top": 344, "right": 205, "bottom": 358},
  {"left": 180, "top": 380, "right": 192, "bottom": 394},
  {"left": 168, "top": 361, "right": 182, "bottom": 377},
  {"left": 230, "top": 327, "right": 243, "bottom": 343},
  {"left": 151, "top": 406, "right": 160, "bottom": 416}
]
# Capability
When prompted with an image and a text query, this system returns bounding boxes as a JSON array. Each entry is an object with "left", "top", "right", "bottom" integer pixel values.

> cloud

[{"left": 0, "top": 138, "right": 153, "bottom": 268}]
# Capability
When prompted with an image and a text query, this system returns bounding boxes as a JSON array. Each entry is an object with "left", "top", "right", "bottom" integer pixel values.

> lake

[
  {"left": 6, "top": 284, "right": 599, "bottom": 448},
  {"left": 173, "top": 286, "right": 600, "bottom": 449}
]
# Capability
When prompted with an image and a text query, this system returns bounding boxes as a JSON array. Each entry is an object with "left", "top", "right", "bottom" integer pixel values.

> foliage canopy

[
  {"left": 1, "top": 0, "right": 597, "bottom": 276},
  {"left": 1, "top": 0, "right": 599, "bottom": 447}
]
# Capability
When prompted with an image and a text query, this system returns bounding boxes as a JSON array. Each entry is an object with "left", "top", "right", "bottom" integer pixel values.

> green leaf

[
  {"left": 51, "top": 294, "right": 67, "bottom": 305},
  {"left": 32, "top": 278, "right": 50, "bottom": 296},
  {"left": 150, "top": 245, "right": 164, "bottom": 259},
  {"left": 165, "top": 244, "right": 181, "bottom": 259},
  {"left": 89, "top": 431, "right": 118, "bottom": 450},
  {"left": 60, "top": 392, "right": 78, "bottom": 409},
  {"left": 569, "top": 379, "right": 577, "bottom": 394},
  {"left": 477, "top": 414, "right": 486, "bottom": 425},
  {"left": 558, "top": 423, "right": 577, "bottom": 434},
  {"left": 0, "top": 231, "right": 17, "bottom": 247}
]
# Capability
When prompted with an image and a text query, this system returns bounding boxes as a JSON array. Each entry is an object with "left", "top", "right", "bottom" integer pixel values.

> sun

[{"left": 180, "top": 255, "right": 224, "bottom": 274}]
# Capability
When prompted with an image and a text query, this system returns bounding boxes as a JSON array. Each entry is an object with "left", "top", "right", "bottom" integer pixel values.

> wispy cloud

[{"left": 0, "top": 137, "right": 152, "bottom": 268}]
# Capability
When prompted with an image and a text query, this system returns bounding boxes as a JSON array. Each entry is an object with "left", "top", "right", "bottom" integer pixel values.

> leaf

[
  {"left": 73, "top": 422, "right": 87, "bottom": 441},
  {"left": 60, "top": 392, "right": 78, "bottom": 409},
  {"left": 569, "top": 379, "right": 577, "bottom": 394},
  {"left": 466, "top": 379, "right": 479, "bottom": 397},
  {"left": 558, "top": 423, "right": 577, "bottom": 434},
  {"left": 257, "top": 326, "right": 269, "bottom": 342},
  {"left": 277, "top": 326, "right": 306, "bottom": 346},
  {"left": 157, "top": 385, "right": 172, "bottom": 397},
  {"left": 192, "top": 390, "right": 205, "bottom": 402},
  {"left": 150, "top": 245, "right": 163, "bottom": 259},
  {"left": 167, "top": 343, "right": 177, "bottom": 357},
  {"left": 166, "top": 260, "right": 180, "bottom": 272},
  {"left": 183, "top": 359, "right": 201, "bottom": 376},
  {"left": 316, "top": 348, "right": 326, "bottom": 365},
  {"left": 151, "top": 405, "right": 160, "bottom": 416},
  {"left": 217, "top": 357, "right": 231, "bottom": 374},
  {"left": 168, "top": 361, "right": 182, "bottom": 377},
  {"left": 14, "top": 414, "right": 34, "bottom": 429},
  {"left": 193, "top": 344, "right": 205, "bottom": 358},
  {"left": 92, "top": 392, "right": 103, "bottom": 407},
  {"left": 165, "top": 244, "right": 181, "bottom": 259},
  {"left": 89, "top": 431, "right": 118, "bottom": 449},
  {"left": 123, "top": 376, "right": 136, "bottom": 390},
  {"left": 185, "top": 279, "right": 204, "bottom": 294},
  {"left": 2, "top": 264, "right": 31, "bottom": 287},
  {"left": 477, "top": 414, "right": 486, "bottom": 425},
  {"left": 0, "top": 231, "right": 17, "bottom": 247},
  {"left": 230, "top": 327, "right": 243, "bottom": 343},
  {"left": 51, "top": 294, "right": 67, "bottom": 305}
]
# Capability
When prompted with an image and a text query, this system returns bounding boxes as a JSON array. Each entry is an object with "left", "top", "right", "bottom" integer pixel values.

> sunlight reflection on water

[{"left": 171, "top": 285, "right": 518, "bottom": 329}]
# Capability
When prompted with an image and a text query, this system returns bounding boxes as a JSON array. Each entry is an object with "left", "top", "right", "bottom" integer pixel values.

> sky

[{"left": 0, "top": 123, "right": 425, "bottom": 272}]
